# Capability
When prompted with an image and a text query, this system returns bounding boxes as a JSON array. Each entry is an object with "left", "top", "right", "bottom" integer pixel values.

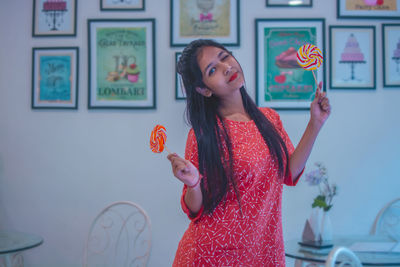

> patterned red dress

[{"left": 172, "top": 108, "right": 301, "bottom": 267}]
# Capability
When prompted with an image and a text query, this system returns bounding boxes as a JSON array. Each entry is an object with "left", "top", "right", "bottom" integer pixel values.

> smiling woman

[{"left": 165, "top": 39, "right": 331, "bottom": 266}]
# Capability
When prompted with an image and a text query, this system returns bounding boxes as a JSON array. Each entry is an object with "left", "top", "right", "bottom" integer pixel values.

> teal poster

[
  {"left": 96, "top": 27, "right": 147, "bottom": 101},
  {"left": 264, "top": 28, "right": 316, "bottom": 102},
  {"left": 39, "top": 55, "right": 72, "bottom": 102}
]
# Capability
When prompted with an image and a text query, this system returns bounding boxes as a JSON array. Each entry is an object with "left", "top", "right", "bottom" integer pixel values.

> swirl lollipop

[
  {"left": 150, "top": 124, "right": 171, "bottom": 154},
  {"left": 297, "top": 44, "right": 323, "bottom": 85}
]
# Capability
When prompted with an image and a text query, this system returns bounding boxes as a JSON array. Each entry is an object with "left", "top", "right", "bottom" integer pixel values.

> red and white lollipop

[
  {"left": 297, "top": 44, "right": 323, "bottom": 85},
  {"left": 150, "top": 124, "right": 171, "bottom": 154}
]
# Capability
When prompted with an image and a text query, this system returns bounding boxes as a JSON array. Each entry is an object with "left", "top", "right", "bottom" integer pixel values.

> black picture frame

[
  {"left": 175, "top": 52, "right": 186, "bottom": 100},
  {"left": 329, "top": 25, "right": 376, "bottom": 90},
  {"left": 337, "top": 0, "right": 400, "bottom": 19},
  {"left": 266, "top": 0, "right": 312, "bottom": 7},
  {"left": 100, "top": 0, "right": 145, "bottom": 11},
  {"left": 382, "top": 24, "right": 400, "bottom": 88},
  {"left": 87, "top": 19, "right": 156, "bottom": 109},
  {"left": 170, "top": 0, "right": 240, "bottom": 47},
  {"left": 32, "top": 47, "right": 79, "bottom": 109},
  {"left": 32, "top": 0, "right": 77, "bottom": 37},
  {"left": 255, "top": 18, "right": 326, "bottom": 110}
]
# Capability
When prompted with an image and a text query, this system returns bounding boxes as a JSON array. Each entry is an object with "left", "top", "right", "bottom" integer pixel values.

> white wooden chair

[
  {"left": 325, "top": 246, "right": 362, "bottom": 267},
  {"left": 370, "top": 198, "right": 400, "bottom": 241},
  {"left": 83, "top": 201, "right": 152, "bottom": 267}
]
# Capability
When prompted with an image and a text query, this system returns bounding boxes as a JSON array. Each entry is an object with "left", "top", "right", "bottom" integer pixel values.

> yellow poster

[
  {"left": 346, "top": 0, "right": 397, "bottom": 11},
  {"left": 179, "top": 0, "right": 230, "bottom": 37}
]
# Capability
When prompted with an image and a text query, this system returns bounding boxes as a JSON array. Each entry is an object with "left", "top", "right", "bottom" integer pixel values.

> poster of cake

[
  {"left": 256, "top": 19, "right": 325, "bottom": 110},
  {"left": 338, "top": 0, "right": 400, "bottom": 18},
  {"left": 330, "top": 26, "right": 376, "bottom": 89},
  {"left": 32, "top": 47, "right": 78, "bottom": 109},
  {"left": 33, "top": 0, "right": 77, "bottom": 36},
  {"left": 88, "top": 19, "right": 155, "bottom": 109},
  {"left": 171, "top": 0, "right": 239, "bottom": 46},
  {"left": 383, "top": 24, "right": 400, "bottom": 87}
]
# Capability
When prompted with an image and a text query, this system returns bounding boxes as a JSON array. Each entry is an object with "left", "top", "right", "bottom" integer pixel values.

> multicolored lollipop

[
  {"left": 150, "top": 124, "right": 171, "bottom": 154},
  {"left": 297, "top": 44, "right": 323, "bottom": 70},
  {"left": 297, "top": 44, "right": 323, "bottom": 85}
]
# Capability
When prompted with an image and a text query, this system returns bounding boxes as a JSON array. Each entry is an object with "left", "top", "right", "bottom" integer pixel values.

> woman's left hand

[{"left": 310, "top": 81, "right": 331, "bottom": 127}]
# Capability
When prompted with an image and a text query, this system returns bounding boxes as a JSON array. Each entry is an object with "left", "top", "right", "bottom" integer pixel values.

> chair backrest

[
  {"left": 370, "top": 198, "right": 400, "bottom": 241},
  {"left": 325, "top": 246, "right": 362, "bottom": 267},
  {"left": 83, "top": 201, "right": 152, "bottom": 267}
]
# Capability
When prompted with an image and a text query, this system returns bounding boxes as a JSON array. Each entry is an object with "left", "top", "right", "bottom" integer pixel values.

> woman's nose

[{"left": 223, "top": 63, "right": 232, "bottom": 75}]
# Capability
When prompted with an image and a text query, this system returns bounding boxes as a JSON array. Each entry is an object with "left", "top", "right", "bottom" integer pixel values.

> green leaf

[{"left": 311, "top": 195, "right": 328, "bottom": 209}]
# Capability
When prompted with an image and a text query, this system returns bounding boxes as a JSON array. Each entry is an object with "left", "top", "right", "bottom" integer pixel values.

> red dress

[{"left": 173, "top": 108, "right": 301, "bottom": 267}]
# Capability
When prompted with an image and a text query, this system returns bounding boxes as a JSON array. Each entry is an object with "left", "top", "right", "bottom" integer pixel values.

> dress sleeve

[
  {"left": 263, "top": 108, "right": 304, "bottom": 186},
  {"left": 180, "top": 129, "right": 204, "bottom": 221}
]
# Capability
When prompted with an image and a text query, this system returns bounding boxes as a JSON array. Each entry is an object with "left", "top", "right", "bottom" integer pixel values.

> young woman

[{"left": 167, "top": 39, "right": 331, "bottom": 266}]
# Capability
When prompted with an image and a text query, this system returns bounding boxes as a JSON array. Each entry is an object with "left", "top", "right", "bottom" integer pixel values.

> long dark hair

[{"left": 177, "top": 39, "right": 289, "bottom": 215}]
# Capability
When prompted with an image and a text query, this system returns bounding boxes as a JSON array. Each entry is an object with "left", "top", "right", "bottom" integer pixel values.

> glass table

[
  {"left": 285, "top": 236, "right": 400, "bottom": 266},
  {"left": 0, "top": 231, "right": 43, "bottom": 267}
]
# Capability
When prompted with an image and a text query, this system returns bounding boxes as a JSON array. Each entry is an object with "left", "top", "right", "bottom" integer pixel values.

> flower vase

[{"left": 302, "top": 208, "right": 333, "bottom": 243}]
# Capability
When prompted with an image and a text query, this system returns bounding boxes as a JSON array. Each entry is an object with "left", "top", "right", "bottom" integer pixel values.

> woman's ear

[{"left": 195, "top": 87, "right": 212, "bottom": 97}]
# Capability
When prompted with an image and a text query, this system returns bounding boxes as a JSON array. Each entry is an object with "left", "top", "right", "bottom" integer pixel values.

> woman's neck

[{"left": 218, "top": 92, "right": 251, "bottom": 122}]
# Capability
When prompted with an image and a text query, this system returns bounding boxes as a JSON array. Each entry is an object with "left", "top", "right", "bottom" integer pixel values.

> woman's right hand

[{"left": 167, "top": 153, "right": 200, "bottom": 187}]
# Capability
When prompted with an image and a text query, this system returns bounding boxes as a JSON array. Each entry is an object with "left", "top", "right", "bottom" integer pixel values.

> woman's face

[{"left": 196, "top": 46, "right": 244, "bottom": 98}]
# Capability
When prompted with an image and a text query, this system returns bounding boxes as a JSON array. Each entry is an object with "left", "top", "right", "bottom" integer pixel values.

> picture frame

[
  {"left": 170, "top": 0, "right": 240, "bottom": 47},
  {"left": 32, "top": 0, "right": 77, "bottom": 37},
  {"left": 329, "top": 26, "right": 376, "bottom": 89},
  {"left": 100, "top": 0, "right": 145, "bottom": 11},
  {"left": 255, "top": 18, "right": 325, "bottom": 110},
  {"left": 337, "top": 0, "right": 400, "bottom": 19},
  {"left": 32, "top": 47, "right": 79, "bottom": 109},
  {"left": 88, "top": 19, "right": 156, "bottom": 109},
  {"left": 266, "top": 0, "right": 312, "bottom": 7},
  {"left": 175, "top": 52, "right": 186, "bottom": 100},
  {"left": 382, "top": 24, "right": 400, "bottom": 87}
]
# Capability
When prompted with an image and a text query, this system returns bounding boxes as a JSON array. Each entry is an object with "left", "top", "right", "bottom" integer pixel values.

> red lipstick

[{"left": 229, "top": 72, "right": 238, "bottom": 82}]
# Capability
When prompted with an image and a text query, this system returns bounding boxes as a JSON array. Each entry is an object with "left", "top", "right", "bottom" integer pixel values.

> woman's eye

[
  {"left": 209, "top": 67, "right": 215, "bottom": 76},
  {"left": 222, "top": 54, "right": 229, "bottom": 61}
]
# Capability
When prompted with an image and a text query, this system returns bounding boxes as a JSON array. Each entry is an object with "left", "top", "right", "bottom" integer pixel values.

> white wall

[{"left": 0, "top": 1, "right": 399, "bottom": 266}]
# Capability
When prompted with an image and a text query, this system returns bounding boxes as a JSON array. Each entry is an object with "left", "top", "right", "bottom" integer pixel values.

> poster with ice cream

[
  {"left": 338, "top": 0, "right": 400, "bottom": 18},
  {"left": 88, "top": 19, "right": 155, "bottom": 109},
  {"left": 383, "top": 24, "right": 400, "bottom": 87},
  {"left": 330, "top": 26, "right": 376, "bottom": 89},
  {"left": 256, "top": 19, "right": 325, "bottom": 110}
]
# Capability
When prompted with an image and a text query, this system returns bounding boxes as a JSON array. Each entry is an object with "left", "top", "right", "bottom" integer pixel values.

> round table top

[
  {"left": 0, "top": 231, "right": 43, "bottom": 254},
  {"left": 285, "top": 236, "right": 400, "bottom": 266}
]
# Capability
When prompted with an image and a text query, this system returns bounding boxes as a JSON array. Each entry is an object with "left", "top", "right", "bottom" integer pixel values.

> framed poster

[
  {"left": 266, "top": 0, "right": 312, "bottom": 7},
  {"left": 170, "top": 0, "right": 240, "bottom": 47},
  {"left": 32, "top": 0, "right": 77, "bottom": 37},
  {"left": 100, "top": 0, "right": 145, "bottom": 11},
  {"left": 255, "top": 19, "right": 325, "bottom": 110},
  {"left": 32, "top": 47, "right": 79, "bottom": 109},
  {"left": 88, "top": 19, "right": 156, "bottom": 109},
  {"left": 329, "top": 26, "right": 376, "bottom": 89},
  {"left": 382, "top": 24, "right": 400, "bottom": 87},
  {"left": 337, "top": 0, "right": 400, "bottom": 19},
  {"left": 175, "top": 52, "right": 186, "bottom": 100}
]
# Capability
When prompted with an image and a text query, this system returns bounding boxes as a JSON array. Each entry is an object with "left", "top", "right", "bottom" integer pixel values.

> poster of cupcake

[
  {"left": 171, "top": 0, "right": 239, "bottom": 46},
  {"left": 330, "top": 26, "right": 376, "bottom": 89},
  {"left": 338, "top": 0, "right": 400, "bottom": 19},
  {"left": 88, "top": 19, "right": 156, "bottom": 109},
  {"left": 256, "top": 19, "right": 325, "bottom": 110},
  {"left": 383, "top": 24, "right": 400, "bottom": 87}
]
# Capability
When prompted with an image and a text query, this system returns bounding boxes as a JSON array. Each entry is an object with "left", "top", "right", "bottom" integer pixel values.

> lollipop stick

[
  {"left": 164, "top": 145, "right": 172, "bottom": 155},
  {"left": 311, "top": 70, "right": 318, "bottom": 87}
]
